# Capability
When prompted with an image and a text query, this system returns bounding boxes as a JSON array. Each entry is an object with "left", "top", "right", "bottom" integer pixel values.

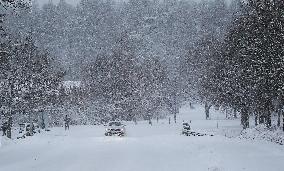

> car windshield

[{"left": 109, "top": 122, "right": 122, "bottom": 126}]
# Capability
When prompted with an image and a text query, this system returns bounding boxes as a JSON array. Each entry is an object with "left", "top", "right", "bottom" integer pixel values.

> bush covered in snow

[{"left": 239, "top": 125, "right": 284, "bottom": 145}]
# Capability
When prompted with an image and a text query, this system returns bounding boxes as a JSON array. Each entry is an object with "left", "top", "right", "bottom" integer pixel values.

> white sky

[
  {"left": 36, "top": 0, "right": 127, "bottom": 6},
  {"left": 36, "top": 0, "right": 231, "bottom": 7},
  {"left": 36, "top": 0, "right": 202, "bottom": 6},
  {"left": 36, "top": 0, "right": 80, "bottom": 6}
]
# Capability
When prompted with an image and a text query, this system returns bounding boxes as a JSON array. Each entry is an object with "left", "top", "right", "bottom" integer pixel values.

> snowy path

[{"left": 1, "top": 105, "right": 284, "bottom": 171}]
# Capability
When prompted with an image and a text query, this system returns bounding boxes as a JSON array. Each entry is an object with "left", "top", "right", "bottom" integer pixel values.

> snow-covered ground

[{"left": 1, "top": 104, "right": 284, "bottom": 171}]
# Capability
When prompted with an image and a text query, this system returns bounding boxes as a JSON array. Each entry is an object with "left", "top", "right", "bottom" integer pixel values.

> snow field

[{"left": 0, "top": 104, "right": 284, "bottom": 171}]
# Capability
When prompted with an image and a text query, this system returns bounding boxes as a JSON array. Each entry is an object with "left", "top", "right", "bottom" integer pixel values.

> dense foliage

[
  {"left": 200, "top": 0, "right": 284, "bottom": 129},
  {"left": 1, "top": 0, "right": 283, "bottom": 132}
]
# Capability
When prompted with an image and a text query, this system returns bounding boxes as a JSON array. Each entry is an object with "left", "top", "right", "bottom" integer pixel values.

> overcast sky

[
  {"left": 36, "top": 0, "right": 231, "bottom": 7},
  {"left": 36, "top": 0, "right": 79, "bottom": 6},
  {"left": 36, "top": 0, "right": 211, "bottom": 6},
  {"left": 36, "top": 0, "right": 126, "bottom": 6}
]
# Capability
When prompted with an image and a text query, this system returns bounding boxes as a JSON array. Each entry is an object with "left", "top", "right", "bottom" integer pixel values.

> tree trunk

[
  {"left": 205, "top": 102, "right": 210, "bottom": 120},
  {"left": 29, "top": 112, "right": 34, "bottom": 136},
  {"left": 40, "top": 112, "right": 46, "bottom": 129},
  {"left": 241, "top": 107, "right": 249, "bottom": 129},
  {"left": 149, "top": 118, "right": 152, "bottom": 126},
  {"left": 265, "top": 109, "right": 272, "bottom": 128},
  {"left": 225, "top": 108, "right": 228, "bottom": 119},
  {"left": 259, "top": 113, "right": 265, "bottom": 124},
  {"left": 255, "top": 113, "right": 258, "bottom": 126},
  {"left": 233, "top": 109, "right": 237, "bottom": 118},
  {"left": 7, "top": 117, "right": 12, "bottom": 139},
  {"left": 29, "top": 120, "right": 34, "bottom": 136},
  {"left": 282, "top": 110, "right": 284, "bottom": 132},
  {"left": 277, "top": 109, "right": 281, "bottom": 127}
]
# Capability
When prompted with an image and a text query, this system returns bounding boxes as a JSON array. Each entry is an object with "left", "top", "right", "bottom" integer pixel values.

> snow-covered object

[
  {"left": 240, "top": 125, "right": 284, "bottom": 145},
  {"left": 62, "top": 81, "right": 81, "bottom": 89},
  {"left": 105, "top": 121, "right": 126, "bottom": 136}
]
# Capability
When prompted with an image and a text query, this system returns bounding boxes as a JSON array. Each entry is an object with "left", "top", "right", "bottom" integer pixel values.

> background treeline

[
  {"left": 1, "top": 0, "right": 283, "bottom": 131},
  {"left": 1, "top": 0, "right": 234, "bottom": 126}
]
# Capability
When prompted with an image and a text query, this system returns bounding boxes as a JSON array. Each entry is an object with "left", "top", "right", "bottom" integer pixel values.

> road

[{"left": 0, "top": 105, "right": 284, "bottom": 171}]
